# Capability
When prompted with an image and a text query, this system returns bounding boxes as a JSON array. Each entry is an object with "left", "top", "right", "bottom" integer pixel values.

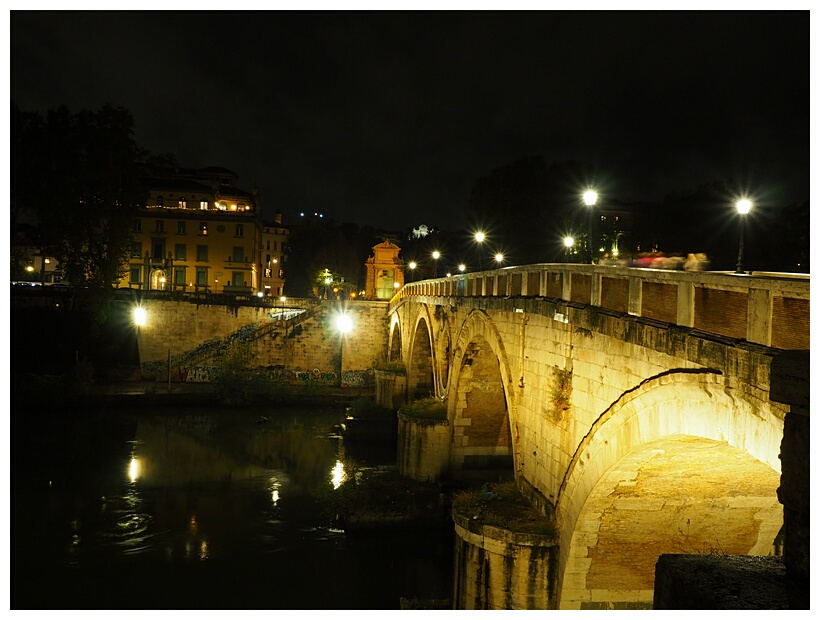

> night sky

[{"left": 10, "top": 10, "right": 810, "bottom": 233}]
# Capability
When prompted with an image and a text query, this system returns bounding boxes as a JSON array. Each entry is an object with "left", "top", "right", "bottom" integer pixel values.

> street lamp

[
  {"left": 735, "top": 198, "right": 752, "bottom": 274},
  {"left": 432, "top": 250, "right": 441, "bottom": 278},
  {"left": 458, "top": 263, "right": 466, "bottom": 273},
  {"left": 474, "top": 231, "right": 486, "bottom": 270},
  {"left": 494, "top": 252, "right": 504, "bottom": 266},
  {"left": 563, "top": 236, "right": 575, "bottom": 263},
  {"left": 583, "top": 189, "right": 598, "bottom": 264},
  {"left": 334, "top": 311, "right": 354, "bottom": 387},
  {"left": 408, "top": 261, "right": 417, "bottom": 282}
]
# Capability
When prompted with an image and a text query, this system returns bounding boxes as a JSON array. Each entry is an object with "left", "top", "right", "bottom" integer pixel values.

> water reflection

[{"left": 14, "top": 406, "right": 454, "bottom": 609}]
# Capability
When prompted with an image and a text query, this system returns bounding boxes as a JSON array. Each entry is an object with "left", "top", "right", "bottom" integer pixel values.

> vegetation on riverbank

[
  {"left": 399, "top": 396, "right": 447, "bottom": 420},
  {"left": 452, "top": 481, "right": 555, "bottom": 536}
]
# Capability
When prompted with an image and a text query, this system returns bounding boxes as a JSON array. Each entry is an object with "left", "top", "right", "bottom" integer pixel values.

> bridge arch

[
  {"left": 554, "top": 369, "right": 784, "bottom": 609},
  {"left": 388, "top": 313, "right": 402, "bottom": 361},
  {"left": 407, "top": 305, "right": 437, "bottom": 399},
  {"left": 447, "top": 309, "right": 519, "bottom": 480}
]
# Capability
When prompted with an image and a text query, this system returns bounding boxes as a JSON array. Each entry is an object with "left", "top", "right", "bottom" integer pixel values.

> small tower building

[{"left": 364, "top": 240, "right": 404, "bottom": 300}]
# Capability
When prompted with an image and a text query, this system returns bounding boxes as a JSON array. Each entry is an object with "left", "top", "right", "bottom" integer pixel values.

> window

[
  {"left": 155, "top": 220, "right": 164, "bottom": 233},
  {"left": 232, "top": 272, "right": 244, "bottom": 286},
  {"left": 131, "top": 242, "right": 142, "bottom": 258},
  {"left": 175, "top": 244, "right": 186, "bottom": 260},
  {"left": 218, "top": 202, "right": 227, "bottom": 211},
  {"left": 153, "top": 242, "right": 165, "bottom": 260},
  {"left": 129, "top": 267, "right": 141, "bottom": 284},
  {"left": 266, "top": 254, "right": 271, "bottom": 264},
  {"left": 266, "top": 240, "right": 270, "bottom": 250},
  {"left": 156, "top": 196, "right": 164, "bottom": 207},
  {"left": 134, "top": 219, "right": 142, "bottom": 232},
  {"left": 196, "top": 245, "right": 208, "bottom": 262},
  {"left": 177, "top": 221, "right": 186, "bottom": 234},
  {"left": 265, "top": 268, "right": 272, "bottom": 277},
  {"left": 274, "top": 241, "right": 278, "bottom": 251},
  {"left": 196, "top": 267, "right": 207, "bottom": 286},
  {"left": 200, "top": 200, "right": 209, "bottom": 210},
  {"left": 233, "top": 246, "right": 244, "bottom": 262},
  {"left": 178, "top": 197, "right": 187, "bottom": 208},
  {"left": 174, "top": 267, "right": 186, "bottom": 286},
  {"left": 235, "top": 223, "right": 244, "bottom": 237},
  {"left": 199, "top": 222, "right": 208, "bottom": 235}
]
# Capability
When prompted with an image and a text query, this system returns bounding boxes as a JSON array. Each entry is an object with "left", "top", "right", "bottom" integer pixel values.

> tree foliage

[
  {"left": 467, "top": 157, "right": 598, "bottom": 265},
  {"left": 12, "top": 104, "right": 149, "bottom": 320}
]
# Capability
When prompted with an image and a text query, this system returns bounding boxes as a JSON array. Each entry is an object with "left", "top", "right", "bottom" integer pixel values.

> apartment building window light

[
  {"left": 179, "top": 197, "right": 187, "bottom": 208},
  {"left": 200, "top": 200, "right": 209, "bottom": 210},
  {"left": 199, "top": 222, "right": 208, "bottom": 235}
]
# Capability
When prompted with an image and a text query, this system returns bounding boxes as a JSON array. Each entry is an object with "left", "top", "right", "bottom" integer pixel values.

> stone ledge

[{"left": 653, "top": 554, "right": 808, "bottom": 609}]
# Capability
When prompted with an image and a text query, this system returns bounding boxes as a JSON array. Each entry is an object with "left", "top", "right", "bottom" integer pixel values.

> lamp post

[
  {"left": 735, "top": 199, "right": 752, "bottom": 274},
  {"left": 494, "top": 252, "right": 504, "bottom": 266},
  {"left": 563, "top": 236, "right": 575, "bottom": 263},
  {"left": 432, "top": 250, "right": 440, "bottom": 278},
  {"left": 408, "top": 261, "right": 417, "bottom": 283},
  {"left": 334, "top": 312, "right": 354, "bottom": 387},
  {"left": 474, "top": 231, "right": 486, "bottom": 270},
  {"left": 583, "top": 189, "right": 598, "bottom": 264}
]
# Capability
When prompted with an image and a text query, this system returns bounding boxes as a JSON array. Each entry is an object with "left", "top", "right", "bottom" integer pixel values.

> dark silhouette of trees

[
  {"left": 467, "top": 158, "right": 598, "bottom": 266},
  {"left": 12, "top": 103, "right": 149, "bottom": 320}
]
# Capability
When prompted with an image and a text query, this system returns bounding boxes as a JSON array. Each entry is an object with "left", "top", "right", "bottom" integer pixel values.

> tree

[
  {"left": 468, "top": 158, "right": 597, "bottom": 265},
  {"left": 12, "top": 104, "right": 148, "bottom": 321}
]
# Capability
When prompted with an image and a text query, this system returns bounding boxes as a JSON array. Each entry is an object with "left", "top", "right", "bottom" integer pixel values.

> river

[{"left": 12, "top": 405, "right": 454, "bottom": 610}]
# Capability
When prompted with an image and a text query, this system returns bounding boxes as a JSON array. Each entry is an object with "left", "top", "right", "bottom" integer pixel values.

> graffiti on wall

[
  {"left": 179, "top": 366, "right": 216, "bottom": 383},
  {"left": 148, "top": 364, "right": 375, "bottom": 386}
]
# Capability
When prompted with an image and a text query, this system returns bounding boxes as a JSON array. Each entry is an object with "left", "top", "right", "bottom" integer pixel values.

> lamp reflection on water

[
  {"left": 331, "top": 460, "right": 346, "bottom": 489},
  {"left": 128, "top": 457, "right": 140, "bottom": 482}
]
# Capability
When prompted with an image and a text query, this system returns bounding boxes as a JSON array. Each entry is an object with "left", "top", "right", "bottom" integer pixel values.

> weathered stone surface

[{"left": 653, "top": 554, "right": 806, "bottom": 609}]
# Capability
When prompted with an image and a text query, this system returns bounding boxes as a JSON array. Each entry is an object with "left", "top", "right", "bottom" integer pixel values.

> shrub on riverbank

[
  {"left": 399, "top": 396, "right": 447, "bottom": 420},
  {"left": 452, "top": 481, "right": 555, "bottom": 536}
]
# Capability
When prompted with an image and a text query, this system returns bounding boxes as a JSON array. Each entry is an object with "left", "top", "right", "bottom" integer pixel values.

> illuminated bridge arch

[
  {"left": 554, "top": 369, "right": 785, "bottom": 609},
  {"left": 388, "top": 313, "right": 402, "bottom": 361},
  {"left": 447, "top": 309, "right": 519, "bottom": 480},
  {"left": 408, "top": 305, "right": 437, "bottom": 399}
]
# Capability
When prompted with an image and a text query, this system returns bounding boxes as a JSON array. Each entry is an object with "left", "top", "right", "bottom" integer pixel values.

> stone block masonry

[{"left": 135, "top": 298, "right": 390, "bottom": 381}]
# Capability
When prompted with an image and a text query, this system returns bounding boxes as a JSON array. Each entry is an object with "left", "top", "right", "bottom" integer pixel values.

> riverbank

[{"left": 12, "top": 373, "right": 374, "bottom": 411}]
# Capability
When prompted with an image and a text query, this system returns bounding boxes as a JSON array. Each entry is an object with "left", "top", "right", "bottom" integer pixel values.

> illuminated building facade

[
  {"left": 260, "top": 212, "right": 289, "bottom": 297},
  {"left": 120, "top": 167, "right": 262, "bottom": 294},
  {"left": 364, "top": 240, "right": 404, "bottom": 300}
]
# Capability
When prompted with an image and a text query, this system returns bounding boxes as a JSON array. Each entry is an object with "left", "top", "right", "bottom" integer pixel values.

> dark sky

[{"left": 10, "top": 10, "right": 810, "bottom": 232}]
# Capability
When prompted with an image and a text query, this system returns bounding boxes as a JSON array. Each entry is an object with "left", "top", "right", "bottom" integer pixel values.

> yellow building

[
  {"left": 260, "top": 212, "right": 289, "bottom": 298},
  {"left": 120, "top": 167, "right": 262, "bottom": 294},
  {"left": 364, "top": 240, "right": 404, "bottom": 300}
]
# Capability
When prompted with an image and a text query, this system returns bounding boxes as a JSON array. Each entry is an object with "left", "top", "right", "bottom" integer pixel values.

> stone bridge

[{"left": 387, "top": 264, "right": 809, "bottom": 609}]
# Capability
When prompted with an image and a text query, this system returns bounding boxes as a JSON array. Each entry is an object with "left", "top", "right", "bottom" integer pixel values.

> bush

[
  {"left": 452, "top": 481, "right": 555, "bottom": 536},
  {"left": 398, "top": 396, "right": 447, "bottom": 420}
]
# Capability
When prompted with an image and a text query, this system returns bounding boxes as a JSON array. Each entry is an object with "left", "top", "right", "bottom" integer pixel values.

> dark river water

[{"left": 12, "top": 406, "right": 454, "bottom": 610}]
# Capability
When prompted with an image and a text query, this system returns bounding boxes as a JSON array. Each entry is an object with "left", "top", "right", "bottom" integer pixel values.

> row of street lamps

[
  {"left": 407, "top": 244, "right": 505, "bottom": 280},
  {"left": 405, "top": 189, "right": 754, "bottom": 279}
]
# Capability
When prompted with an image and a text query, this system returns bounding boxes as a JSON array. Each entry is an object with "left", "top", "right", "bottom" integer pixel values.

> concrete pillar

[
  {"left": 747, "top": 288, "right": 773, "bottom": 346},
  {"left": 627, "top": 277, "right": 643, "bottom": 316},
  {"left": 561, "top": 272, "right": 571, "bottom": 302},
  {"left": 628, "top": 276, "right": 642, "bottom": 316},
  {"left": 676, "top": 281, "right": 695, "bottom": 327},
  {"left": 590, "top": 272, "right": 602, "bottom": 306}
]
